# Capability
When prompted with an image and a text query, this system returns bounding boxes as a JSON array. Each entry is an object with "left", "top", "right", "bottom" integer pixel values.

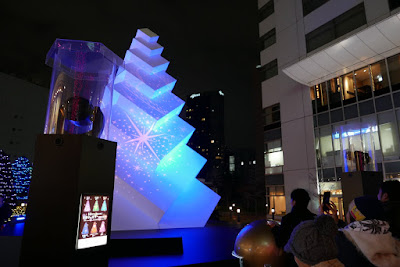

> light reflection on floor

[
  {"left": 1, "top": 221, "right": 243, "bottom": 267},
  {"left": 109, "top": 222, "right": 242, "bottom": 267}
]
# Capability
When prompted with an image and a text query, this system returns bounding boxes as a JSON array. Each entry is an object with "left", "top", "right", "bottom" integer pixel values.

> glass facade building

[{"left": 311, "top": 52, "right": 400, "bottom": 182}]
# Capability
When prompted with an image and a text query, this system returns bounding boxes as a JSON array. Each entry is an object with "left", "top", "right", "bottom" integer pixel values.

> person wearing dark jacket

[
  {"left": 274, "top": 188, "right": 316, "bottom": 248},
  {"left": 378, "top": 180, "right": 400, "bottom": 239},
  {"left": 273, "top": 188, "right": 316, "bottom": 266},
  {"left": 336, "top": 196, "right": 400, "bottom": 267}
]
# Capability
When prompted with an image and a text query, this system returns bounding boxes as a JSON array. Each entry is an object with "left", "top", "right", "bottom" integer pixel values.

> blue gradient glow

[{"left": 110, "top": 29, "right": 220, "bottom": 230}]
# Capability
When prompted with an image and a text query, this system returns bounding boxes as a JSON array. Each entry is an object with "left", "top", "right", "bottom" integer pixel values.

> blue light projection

[{"left": 110, "top": 29, "right": 220, "bottom": 230}]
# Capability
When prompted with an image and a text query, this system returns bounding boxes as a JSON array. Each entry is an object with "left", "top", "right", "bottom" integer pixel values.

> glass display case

[{"left": 44, "top": 39, "right": 123, "bottom": 139}]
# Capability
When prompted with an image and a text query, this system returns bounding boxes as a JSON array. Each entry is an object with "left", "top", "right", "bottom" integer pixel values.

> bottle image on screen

[
  {"left": 91, "top": 222, "right": 98, "bottom": 235},
  {"left": 101, "top": 200, "right": 107, "bottom": 211},
  {"left": 93, "top": 200, "right": 100, "bottom": 212},
  {"left": 84, "top": 199, "right": 91, "bottom": 212},
  {"left": 99, "top": 221, "right": 106, "bottom": 234},
  {"left": 82, "top": 223, "right": 89, "bottom": 236}
]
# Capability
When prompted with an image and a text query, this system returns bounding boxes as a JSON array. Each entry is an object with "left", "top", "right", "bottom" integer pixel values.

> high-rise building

[
  {"left": 258, "top": 0, "right": 400, "bottom": 216},
  {"left": 184, "top": 91, "right": 225, "bottom": 189},
  {"left": 0, "top": 73, "right": 48, "bottom": 162}
]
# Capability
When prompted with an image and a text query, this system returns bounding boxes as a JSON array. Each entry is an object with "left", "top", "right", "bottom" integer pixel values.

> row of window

[
  {"left": 313, "top": 53, "right": 400, "bottom": 182},
  {"left": 259, "top": 0, "right": 331, "bottom": 22},
  {"left": 315, "top": 108, "right": 400, "bottom": 182},
  {"left": 306, "top": 3, "right": 366, "bottom": 53},
  {"left": 311, "top": 53, "right": 400, "bottom": 115}
]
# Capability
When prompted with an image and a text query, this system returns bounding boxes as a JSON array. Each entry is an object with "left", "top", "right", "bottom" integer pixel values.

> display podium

[
  {"left": 19, "top": 134, "right": 116, "bottom": 266},
  {"left": 341, "top": 171, "right": 383, "bottom": 214}
]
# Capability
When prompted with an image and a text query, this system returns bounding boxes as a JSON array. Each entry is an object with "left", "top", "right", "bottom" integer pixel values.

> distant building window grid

[
  {"left": 311, "top": 52, "right": 400, "bottom": 181},
  {"left": 229, "top": 156, "right": 235, "bottom": 172},
  {"left": 305, "top": 3, "right": 367, "bottom": 53}
]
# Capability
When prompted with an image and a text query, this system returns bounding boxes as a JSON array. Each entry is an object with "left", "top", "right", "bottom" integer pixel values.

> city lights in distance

[{"left": 190, "top": 93, "right": 201, "bottom": 99}]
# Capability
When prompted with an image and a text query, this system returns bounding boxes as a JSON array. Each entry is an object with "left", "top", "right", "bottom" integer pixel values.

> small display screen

[{"left": 76, "top": 195, "right": 109, "bottom": 250}]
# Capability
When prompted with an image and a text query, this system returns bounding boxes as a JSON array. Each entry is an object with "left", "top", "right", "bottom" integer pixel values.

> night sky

[{"left": 1, "top": 1, "right": 261, "bottom": 150}]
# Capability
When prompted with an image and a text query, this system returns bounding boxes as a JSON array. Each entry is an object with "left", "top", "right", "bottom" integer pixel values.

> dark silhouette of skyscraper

[{"left": 184, "top": 91, "right": 225, "bottom": 190}]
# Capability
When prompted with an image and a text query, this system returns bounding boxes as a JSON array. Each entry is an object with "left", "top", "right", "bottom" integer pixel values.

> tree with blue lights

[{"left": 11, "top": 157, "right": 32, "bottom": 201}]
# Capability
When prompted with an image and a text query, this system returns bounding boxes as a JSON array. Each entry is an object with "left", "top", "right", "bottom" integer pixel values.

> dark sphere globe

[{"left": 234, "top": 219, "right": 285, "bottom": 267}]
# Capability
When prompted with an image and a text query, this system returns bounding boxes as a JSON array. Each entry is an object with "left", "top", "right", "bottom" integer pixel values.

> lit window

[
  {"left": 241, "top": 161, "right": 244, "bottom": 166},
  {"left": 211, "top": 140, "right": 215, "bottom": 143},
  {"left": 264, "top": 151, "right": 284, "bottom": 167},
  {"left": 201, "top": 118, "right": 206, "bottom": 121},
  {"left": 229, "top": 164, "right": 235, "bottom": 172},
  {"left": 253, "top": 160, "right": 256, "bottom": 164}
]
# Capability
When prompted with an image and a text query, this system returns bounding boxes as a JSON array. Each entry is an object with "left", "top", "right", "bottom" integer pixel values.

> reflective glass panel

[
  {"left": 360, "top": 115, "right": 380, "bottom": 171},
  {"left": 332, "top": 124, "right": 342, "bottom": 167},
  {"left": 316, "top": 82, "right": 328, "bottom": 112},
  {"left": 378, "top": 112, "right": 400, "bottom": 160},
  {"left": 371, "top": 60, "right": 390, "bottom": 96},
  {"left": 320, "top": 126, "right": 334, "bottom": 168},
  {"left": 264, "top": 151, "right": 284, "bottom": 167},
  {"left": 388, "top": 54, "right": 400, "bottom": 91},
  {"left": 355, "top": 67, "right": 372, "bottom": 100},
  {"left": 328, "top": 77, "right": 342, "bottom": 109},
  {"left": 310, "top": 86, "right": 317, "bottom": 114},
  {"left": 342, "top": 73, "right": 356, "bottom": 105},
  {"left": 315, "top": 129, "right": 321, "bottom": 167}
]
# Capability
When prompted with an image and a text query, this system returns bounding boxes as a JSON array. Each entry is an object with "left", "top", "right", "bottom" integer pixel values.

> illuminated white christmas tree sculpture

[{"left": 110, "top": 29, "right": 220, "bottom": 230}]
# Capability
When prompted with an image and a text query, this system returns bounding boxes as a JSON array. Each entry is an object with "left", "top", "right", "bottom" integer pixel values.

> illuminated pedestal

[{"left": 19, "top": 135, "right": 117, "bottom": 266}]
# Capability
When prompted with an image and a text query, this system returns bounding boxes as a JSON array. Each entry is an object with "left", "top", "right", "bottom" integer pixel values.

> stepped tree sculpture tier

[
  {"left": 110, "top": 29, "right": 220, "bottom": 230},
  {"left": 44, "top": 39, "right": 123, "bottom": 139}
]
